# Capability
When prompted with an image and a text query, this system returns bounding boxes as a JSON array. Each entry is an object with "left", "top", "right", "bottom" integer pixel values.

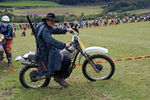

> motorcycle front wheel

[
  {"left": 82, "top": 54, "right": 115, "bottom": 81},
  {"left": 19, "top": 65, "right": 50, "bottom": 88}
]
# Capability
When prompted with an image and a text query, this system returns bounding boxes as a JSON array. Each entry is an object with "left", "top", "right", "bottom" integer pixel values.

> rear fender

[{"left": 15, "top": 51, "right": 35, "bottom": 61}]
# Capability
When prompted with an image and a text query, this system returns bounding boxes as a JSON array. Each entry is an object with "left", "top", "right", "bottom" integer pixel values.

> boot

[
  {"left": 7, "top": 58, "right": 12, "bottom": 67},
  {"left": 54, "top": 76, "right": 69, "bottom": 87}
]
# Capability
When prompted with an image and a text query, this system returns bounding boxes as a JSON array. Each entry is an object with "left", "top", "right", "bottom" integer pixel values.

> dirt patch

[
  {"left": 0, "top": 88, "right": 13, "bottom": 97},
  {"left": 100, "top": 93, "right": 109, "bottom": 100}
]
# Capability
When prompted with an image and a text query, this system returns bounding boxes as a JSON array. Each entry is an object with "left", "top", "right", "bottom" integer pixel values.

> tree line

[
  {"left": 1, "top": 0, "right": 150, "bottom": 11},
  {"left": 107, "top": 0, "right": 149, "bottom": 12},
  {"left": 50, "top": 0, "right": 150, "bottom": 7}
]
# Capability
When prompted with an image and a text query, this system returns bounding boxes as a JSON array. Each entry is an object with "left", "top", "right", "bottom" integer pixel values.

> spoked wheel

[
  {"left": 19, "top": 65, "right": 50, "bottom": 88},
  {"left": 82, "top": 54, "right": 115, "bottom": 81}
]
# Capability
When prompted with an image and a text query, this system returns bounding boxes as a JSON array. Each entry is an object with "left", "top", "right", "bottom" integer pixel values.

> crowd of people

[
  {"left": 12, "top": 23, "right": 30, "bottom": 37},
  {"left": 57, "top": 15, "right": 150, "bottom": 29},
  {"left": 11, "top": 14, "right": 150, "bottom": 38}
]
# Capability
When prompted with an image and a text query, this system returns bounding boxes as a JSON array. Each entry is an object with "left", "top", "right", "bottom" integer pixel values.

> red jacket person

[{"left": 0, "top": 15, "right": 13, "bottom": 66}]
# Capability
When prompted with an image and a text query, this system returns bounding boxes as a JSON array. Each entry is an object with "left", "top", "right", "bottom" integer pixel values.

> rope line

[
  {"left": 0, "top": 69, "right": 17, "bottom": 72},
  {"left": 75, "top": 55, "right": 150, "bottom": 66},
  {"left": 0, "top": 55, "right": 150, "bottom": 73}
]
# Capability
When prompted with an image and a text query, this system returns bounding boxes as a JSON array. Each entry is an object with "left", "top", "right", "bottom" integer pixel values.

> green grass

[
  {"left": 0, "top": 1, "right": 61, "bottom": 7},
  {"left": 12, "top": 6, "right": 103, "bottom": 16},
  {"left": 0, "top": 22, "right": 150, "bottom": 100},
  {"left": 125, "top": 9, "right": 150, "bottom": 15}
]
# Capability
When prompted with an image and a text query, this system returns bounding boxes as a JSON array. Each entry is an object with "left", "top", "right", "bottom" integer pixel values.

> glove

[{"left": 4, "top": 36, "right": 13, "bottom": 40}]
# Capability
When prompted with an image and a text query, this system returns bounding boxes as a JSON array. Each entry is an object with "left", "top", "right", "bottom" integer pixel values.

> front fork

[{"left": 77, "top": 46, "right": 99, "bottom": 73}]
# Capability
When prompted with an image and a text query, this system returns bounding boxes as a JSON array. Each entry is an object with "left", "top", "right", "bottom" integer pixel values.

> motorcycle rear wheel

[{"left": 19, "top": 65, "right": 50, "bottom": 88}]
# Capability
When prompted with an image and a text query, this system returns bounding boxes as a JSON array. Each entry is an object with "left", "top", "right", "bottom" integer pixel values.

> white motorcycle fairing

[{"left": 78, "top": 46, "right": 108, "bottom": 64}]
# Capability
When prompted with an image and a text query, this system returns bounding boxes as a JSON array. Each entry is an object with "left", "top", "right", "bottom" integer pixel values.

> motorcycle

[
  {"left": 0, "top": 33, "right": 4, "bottom": 63},
  {"left": 15, "top": 29, "right": 115, "bottom": 88}
]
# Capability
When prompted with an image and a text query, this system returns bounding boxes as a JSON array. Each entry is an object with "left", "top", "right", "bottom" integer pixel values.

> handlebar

[
  {"left": 65, "top": 28, "right": 79, "bottom": 52},
  {"left": 70, "top": 28, "right": 79, "bottom": 36}
]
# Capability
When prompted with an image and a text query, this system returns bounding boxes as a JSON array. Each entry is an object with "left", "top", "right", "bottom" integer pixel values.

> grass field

[
  {"left": 125, "top": 9, "right": 150, "bottom": 15},
  {"left": 0, "top": 1, "right": 61, "bottom": 7},
  {"left": 0, "top": 1, "right": 103, "bottom": 16},
  {"left": 12, "top": 6, "right": 103, "bottom": 16},
  {"left": 0, "top": 22, "right": 150, "bottom": 100}
]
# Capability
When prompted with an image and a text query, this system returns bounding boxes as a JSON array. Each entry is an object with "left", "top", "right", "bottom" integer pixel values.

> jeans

[{"left": 54, "top": 55, "right": 71, "bottom": 78}]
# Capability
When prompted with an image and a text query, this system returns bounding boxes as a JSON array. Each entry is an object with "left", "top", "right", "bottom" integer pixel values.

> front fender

[{"left": 78, "top": 46, "right": 108, "bottom": 64}]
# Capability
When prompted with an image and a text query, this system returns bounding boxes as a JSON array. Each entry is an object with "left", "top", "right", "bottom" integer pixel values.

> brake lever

[
  {"left": 72, "top": 28, "right": 79, "bottom": 33},
  {"left": 70, "top": 31, "right": 75, "bottom": 35}
]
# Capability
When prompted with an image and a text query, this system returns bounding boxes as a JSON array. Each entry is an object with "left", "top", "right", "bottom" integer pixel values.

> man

[
  {"left": 21, "top": 24, "right": 26, "bottom": 37},
  {"left": 0, "top": 15, "right": 13, "bottom": 66},
  {"left": 13, "top": 24, "right": 16, "bottom": 37},
  {"left": 35, "top": 13, "right": 73, "bottom": 87}
]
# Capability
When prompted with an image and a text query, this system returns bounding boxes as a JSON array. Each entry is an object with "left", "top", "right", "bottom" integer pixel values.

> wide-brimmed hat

[{"left": 42, "top": 13, "right": 57, "bottom": 21}]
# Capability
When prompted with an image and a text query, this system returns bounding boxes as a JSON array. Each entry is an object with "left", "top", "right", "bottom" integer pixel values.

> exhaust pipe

[{"left": 21, "top": 61, "right": 37, "bottom": 66}]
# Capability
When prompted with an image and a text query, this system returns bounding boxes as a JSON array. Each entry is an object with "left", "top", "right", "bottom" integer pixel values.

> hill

[
  {"left": 0, "top": 0, "right": 150, "bottom": 13},
  {"left": 0, "top": 0, "right": 61, "bottom": 7},
  {"left": 0, "top": 0, "right": 150, "bottom": 6}
]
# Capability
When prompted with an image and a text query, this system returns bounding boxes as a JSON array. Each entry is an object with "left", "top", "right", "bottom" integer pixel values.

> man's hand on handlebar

[
  {"left": 66, "top": 28, "right": 73, "bottom": 33},
  {"left": 65, "top": 43, "right": 71, "bottom": 48}
]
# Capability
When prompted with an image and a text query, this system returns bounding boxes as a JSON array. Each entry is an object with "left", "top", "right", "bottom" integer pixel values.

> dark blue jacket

[
  {"left": 35, "top": 22, "right": 67, "bottom": 76},
  {"left": 0, "top": 23, "right": 13, "bottom": 40}
]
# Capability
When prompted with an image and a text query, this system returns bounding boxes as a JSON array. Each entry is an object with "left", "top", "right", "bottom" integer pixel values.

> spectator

[{"left": 0, "top": 15, "right": 13, "bottom": 66}]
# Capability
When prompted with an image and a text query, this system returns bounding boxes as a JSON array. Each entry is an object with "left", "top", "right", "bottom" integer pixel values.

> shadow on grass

[{"left": 16, "top": 78, "right": 127, "bottom": 97}]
